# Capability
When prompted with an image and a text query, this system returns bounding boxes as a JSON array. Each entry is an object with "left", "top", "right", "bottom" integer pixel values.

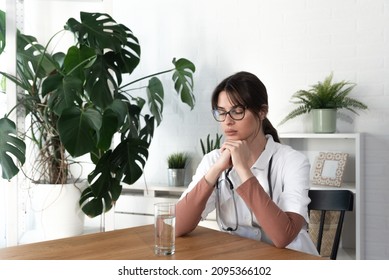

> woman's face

[{"left": 216, "top": 91, "right": 262, "bottom": 141}]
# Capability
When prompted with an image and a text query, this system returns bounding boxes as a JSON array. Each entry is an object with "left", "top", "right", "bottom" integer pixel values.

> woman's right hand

[
  {"left": 204, "top": 148, "right": 232, "bottom": 187},
  {"left": 216, "top": 147, "right": 232, "bottom": 171}
]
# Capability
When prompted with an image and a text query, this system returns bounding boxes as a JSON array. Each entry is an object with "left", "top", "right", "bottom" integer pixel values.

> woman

[{"left": 175, "top": 71, "right": 318, "bottom": 255}]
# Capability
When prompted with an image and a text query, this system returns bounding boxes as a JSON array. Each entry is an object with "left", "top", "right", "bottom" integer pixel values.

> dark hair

[{"left": 211, "top": 71, "right": 280, "bottom": 143}]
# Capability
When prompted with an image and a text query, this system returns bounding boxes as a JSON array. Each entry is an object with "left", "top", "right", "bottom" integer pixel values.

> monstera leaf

[
  {"left": 172, "top": 58, "right": 196, "bottom": 109},
  {"left": 66, "top": 12, "right": 141, "bottom": 108},
  {"left": 80, "top": 137, "right": 149, "bottom": 217},
  {"left": 0, "top": 118, "right": 26, "bottom": 180},
  {"left": 57, "top": 107, "right": 102, "bottom": 157}
]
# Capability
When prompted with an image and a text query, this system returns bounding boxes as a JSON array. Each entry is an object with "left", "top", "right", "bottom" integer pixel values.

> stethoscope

[{"left": 215, "top": 156, "right": 274, "bottom": 232}]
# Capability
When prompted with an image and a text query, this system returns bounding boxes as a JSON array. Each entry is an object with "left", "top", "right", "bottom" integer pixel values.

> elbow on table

[
  {"left": 271, "top": 238, "right": 291, "bottom": 249},
  {"left": 175, "top": 225, "right": 197, "bottom": 237}
]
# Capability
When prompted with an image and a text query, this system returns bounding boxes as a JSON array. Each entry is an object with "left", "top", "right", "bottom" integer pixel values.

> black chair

[{"left": 308, "top": 189, "right": 354, "bottom": 260}]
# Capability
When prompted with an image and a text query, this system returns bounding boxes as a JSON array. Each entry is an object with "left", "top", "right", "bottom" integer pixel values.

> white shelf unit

[
  {"left": 279, "top": 133, "right": 364, "bottom": 260},
  {"left": 104, "top": 184, "right": 185, "bottom": 231},
  {"left": 104, "top": 184, "right": 217, "bottom": 232}
]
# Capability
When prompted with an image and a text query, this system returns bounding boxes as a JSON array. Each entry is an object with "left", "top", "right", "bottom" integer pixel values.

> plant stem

[{"left": 119, "top": 68, "right": 174, "bottom": 90}]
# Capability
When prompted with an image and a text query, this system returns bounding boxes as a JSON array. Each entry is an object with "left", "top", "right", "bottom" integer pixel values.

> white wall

[{"left": 4, "top": 0, "right": 389, "bottom": 259}]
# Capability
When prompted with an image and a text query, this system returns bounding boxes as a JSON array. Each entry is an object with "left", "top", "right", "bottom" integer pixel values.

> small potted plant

[
  {"left": 167, "top": 152, "right": 189, "bottom": 186},
  {"left": 278, "top": 73, "right": 368, "bottom": 133}
]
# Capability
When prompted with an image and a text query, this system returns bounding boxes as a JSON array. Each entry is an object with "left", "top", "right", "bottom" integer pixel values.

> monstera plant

[{"left": 0, "top": 10, "right": 195, "bottom": 217}]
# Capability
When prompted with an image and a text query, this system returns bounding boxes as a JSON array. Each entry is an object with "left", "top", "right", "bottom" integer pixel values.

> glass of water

[{"left": 154, "top": 202, "right": 176, "bottom": 255}]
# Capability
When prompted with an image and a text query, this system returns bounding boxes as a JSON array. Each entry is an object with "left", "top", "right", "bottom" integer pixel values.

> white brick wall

[{"left": 9, "top": 0, "right": 388, "bottom": 259}]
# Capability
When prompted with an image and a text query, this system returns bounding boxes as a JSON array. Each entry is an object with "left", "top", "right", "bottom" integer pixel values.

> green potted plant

[
  {"left": 200, "top": 133, "right": 222, "bottom": 155},
  {"left": 167, "top": 152, "right": 189, "bottom": 186},
  {"left": 278, "top": 73, "right": 368, "bottom": 133},
  {"left": 0, "top": 11, "right": 196, "bottom": 221}
]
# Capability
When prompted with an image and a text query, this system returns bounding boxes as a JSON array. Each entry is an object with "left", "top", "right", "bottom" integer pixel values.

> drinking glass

[{"left": 154, "top": 202, "right": 176, "bottom": 255}]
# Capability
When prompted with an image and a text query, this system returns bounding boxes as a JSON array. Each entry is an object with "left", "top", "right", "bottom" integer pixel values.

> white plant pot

[{"left": 29, "top": 181, "right": 86, "bottom": 241}]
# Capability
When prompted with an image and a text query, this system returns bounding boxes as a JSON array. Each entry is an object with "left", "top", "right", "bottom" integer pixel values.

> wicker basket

[{"left": 308, "top": 210, "right": 340, "bottom": 257}]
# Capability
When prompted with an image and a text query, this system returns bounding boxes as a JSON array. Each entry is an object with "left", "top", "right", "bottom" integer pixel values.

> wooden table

[{"left": 0, "top": 225, "right": 322, "bottom": 260}]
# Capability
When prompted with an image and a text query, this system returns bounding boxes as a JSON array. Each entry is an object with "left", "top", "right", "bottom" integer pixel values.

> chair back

[{"left": 308, "top": 189, "right": 354, "bottom": 260}]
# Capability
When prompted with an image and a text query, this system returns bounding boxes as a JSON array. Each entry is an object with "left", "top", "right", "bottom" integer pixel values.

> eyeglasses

[
  {"left": 215, "top": 168, "right": 239, "bottom": 232},
  {"left": 212, "top": 105, "right": 246, "bottom": 122}
]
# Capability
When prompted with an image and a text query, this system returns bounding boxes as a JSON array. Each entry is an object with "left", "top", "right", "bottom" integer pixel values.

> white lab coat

[{"left": 180, "top": 135, "right": 319, "bottom": 256}]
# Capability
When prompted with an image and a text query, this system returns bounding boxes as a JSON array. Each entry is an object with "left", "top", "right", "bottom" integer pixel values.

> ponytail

[{"left": 263, "top": 118, "right": 280, "bottom": 143}]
